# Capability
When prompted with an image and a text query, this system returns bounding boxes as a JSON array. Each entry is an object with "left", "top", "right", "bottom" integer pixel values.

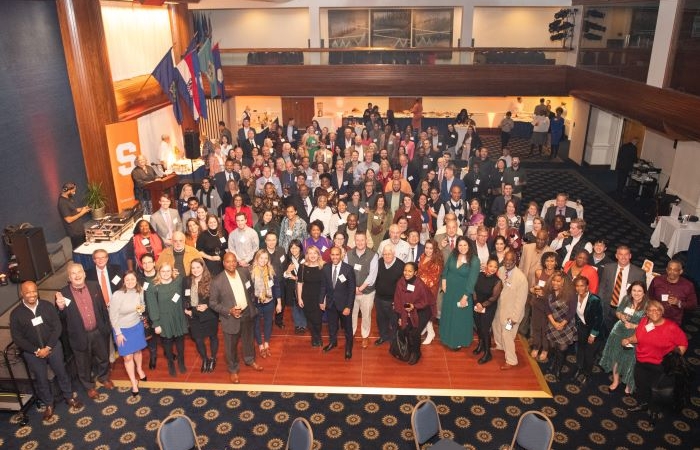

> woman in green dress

[
  {"left": 302, "top": 125, "right": 320, "bottom": 161},
  {"left": 599, "top": 281, "right": 648, "bottom": 394},
  {"left": 440, "top": 236, "right": 480, "bottom": 350},
  {"left": 146, "top": 262, "right": 188, "bottom": 377}
]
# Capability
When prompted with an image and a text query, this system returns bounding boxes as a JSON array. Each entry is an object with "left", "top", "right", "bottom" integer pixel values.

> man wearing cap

[{"left": 57, "top": 182, "right": 91, "bottom": 248}]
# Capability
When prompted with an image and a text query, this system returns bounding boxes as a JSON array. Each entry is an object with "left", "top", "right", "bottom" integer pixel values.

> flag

[
  {"left": 152, "top": 48, "right": 183, "bottom": 124},
  {"left": 175, "top": 56, "right": 197, "bottom": 121},
  {"left": 198, "top": 38, "right": 217, "bottom": 98},
  {"left": 212, "top": 42, "right": 226, "bottom": 102},
  {"left": 185, "top": 50, "right": 208, "bottom": 120}
]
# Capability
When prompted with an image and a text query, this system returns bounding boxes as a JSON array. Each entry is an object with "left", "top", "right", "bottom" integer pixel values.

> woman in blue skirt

[{"left": 110, "top": 271, "right": 148, "bottom": 396}]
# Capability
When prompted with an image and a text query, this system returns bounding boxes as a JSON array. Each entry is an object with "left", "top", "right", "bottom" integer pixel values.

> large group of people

[{"left": 29, "top": 113, "right": 694, "bottom": 425}]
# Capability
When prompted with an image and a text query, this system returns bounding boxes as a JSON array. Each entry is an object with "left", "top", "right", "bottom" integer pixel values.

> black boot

[
  {"left": 478, "top": 351, "right": 492, "bottom": 365},
  {"left": 552, "top": 351, "right": 563, "bottom": 379},
  {"left": 472, "top": 341, "right": 484, "bottom": 355}
]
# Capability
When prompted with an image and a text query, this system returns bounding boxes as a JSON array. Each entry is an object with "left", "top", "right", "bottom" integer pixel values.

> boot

[
  {"left": 148, "top": 352, "right": 157, "bottom": 370},
  {"left": 478, "top": 350, "right": 492, "bottom": 365},
  {"left": 472, "top": 340, "right": 484, "bottom": 355}
]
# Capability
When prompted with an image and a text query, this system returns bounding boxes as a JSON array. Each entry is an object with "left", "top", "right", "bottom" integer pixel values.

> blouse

[{"left": 635, "top": 317, "right": 688, "bottom": 364}]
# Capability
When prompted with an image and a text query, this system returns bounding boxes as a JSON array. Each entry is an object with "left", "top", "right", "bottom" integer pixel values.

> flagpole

[{"left": 139, "top": 45, "right": 174, "bottom": 97}]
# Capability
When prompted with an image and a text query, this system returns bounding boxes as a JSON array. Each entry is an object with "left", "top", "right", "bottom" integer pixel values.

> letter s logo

[{"left": 116, "top": 142, "right": 137, "bottom": 176}]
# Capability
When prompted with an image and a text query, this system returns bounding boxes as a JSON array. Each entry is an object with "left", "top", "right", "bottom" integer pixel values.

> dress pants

[
  {"left": 634, "top": 361, "right": 664, "bottom": 409},
  {"left": 492, "top": 315, "right": 519, "bottom": 366},
  {"left": 352, "top": 292, "right": 375, "bottom": 338},
  {"left": 73, "top": 329, "right": 110, "bottom": 390},
  {"left": 575, "top": 323, "right": 601, "bottom": 376},
  {"left": 222, "top": 316, "right": 255, "bottom": 374},
  {"left": 375, "top": 297, "right": 396, "bottom": 342},
  {"left": 23, "top": 341, "right": 74, "bottom": 406},
  {"left": 475, "top": 305, "right": 497, "bottom": 351},
  {"left": 274, "top": 277, "right": 286, "bottom": 327},
  {"left": 327, "top": 302, "right": 353, "bottom": 352}
]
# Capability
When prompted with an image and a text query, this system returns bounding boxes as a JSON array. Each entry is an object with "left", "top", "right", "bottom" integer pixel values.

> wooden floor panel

[{"left": 110, "top": 315, "right": 552, "bottom": 398}]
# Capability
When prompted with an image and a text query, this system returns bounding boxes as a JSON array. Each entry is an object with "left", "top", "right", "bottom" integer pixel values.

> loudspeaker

[
  {"left": 184, "top": 131, "right": 200, "bottom": 159},
  {"left": 12, "top": 227, "right": 52, "bottom": 282}
]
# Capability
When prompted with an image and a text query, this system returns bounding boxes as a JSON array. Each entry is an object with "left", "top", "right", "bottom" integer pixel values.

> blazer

[
  {"left": 405, "top": 243, "right": 424, "bottom": 263},
  {"left": 440, "top": 177, "right": 466, "bottom": 202},
  {"left": 58, "top": 282, "right": 111, "bottom": 352},
  {"left": 544, "top": 205, "right": 577, "bottom": 228},
  {"left": 208, "top": 267, "right": 258, "bottom": 335},
  {"left": 575, "top": 293, "right": 604, "bottom": 337},
  {"left": 85, "top": 264, "right": 124, "bottom": 299},
  {"left": 319, "top": 262, "right": 356, "bottom": 311},
  {"left": 331, "top": 171, "right": 352, "bottom": 198},
  {"left": 284, "top": 194, "right": 313, "bottom": 224},
  {"left": 150, "top": 208, "right": 183, "bottom": 243},
  {"left": 598, "top": 263, "right": 646, "bottom": 315},
  {"left": 237, "top": 126, "right": 257, "bottom": 143},
  {"left": 214, "top": 170, "right": 241, "bottom": 197}
]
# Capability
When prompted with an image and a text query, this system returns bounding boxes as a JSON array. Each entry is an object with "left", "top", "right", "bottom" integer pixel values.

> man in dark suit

[
  {"left": 241, "top": 128, "right": 260, "bottom": 159},
  {"left": 597, "top": 245, "right": 646, "bottom": 333},
  {"left": 55, "top": 263, "right": 113, "bottom": 399},
  {"left": 214, "top": 159, "right": 241, "bottom": 197},
  {"left": 405, "top": 230, "right": 424, "bottom": 263},
  {"left": 398, "top": 154, "right": 419, "bottom": 193},
  {"left": 285, "top": 184, "right": 313, "bottom": 224},
  {"left": 208, "top": 252, "right": 264, "bottom": 384},
  {"left": 616, "top": 138, "right": 638, "bottom": 196},
  {"left": 320, "top": 247, "right": 356, "bottom": 359},
  {"left": 85, "top": 248, "right": 124, "bottom": 307},
  {"left": 544, "top": 193, "right": 578, "bottom": 229},
  {"left": 491, "top": 183, "right": 521, "bottom": 217},
  {"left": 440, "top": 166, "right": 466, "bottom": 203},
  {"left": 331, "top": 158, "right": 351, "bottom": 201},
  {"left": 218, "top": 120, "right": 233, "bottom": 145},
  {"left": 237, "top": 116, "right": 255, "bottom": 143},
  {"left": 279, "top": 160, "right": 298, "bottom": 196}
]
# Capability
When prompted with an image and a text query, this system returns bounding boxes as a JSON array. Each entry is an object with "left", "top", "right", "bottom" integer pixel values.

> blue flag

[
  {"left": 212, "top": 43, "right": 226, "bottom": 102},
  {"left": 198, "top": 38, "right": 217, "bottom": 98},
  {"left": 152, "top": 48, "right": 183, "bottom": 124}
]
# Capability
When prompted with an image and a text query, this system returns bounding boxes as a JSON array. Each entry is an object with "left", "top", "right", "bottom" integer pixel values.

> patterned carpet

[{"left": 0, "top": 164, "right": 696, "bottom": 449}]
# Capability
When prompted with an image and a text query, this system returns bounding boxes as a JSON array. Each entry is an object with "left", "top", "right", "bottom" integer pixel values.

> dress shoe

[
  {"left": 374, "top": 338, "right": 386, "bottom": 346},
  {"left": 362, "top": 338, "right": 369, "bottom": 349},
  {"left": 275, "top": 322, "right": 285, "bottom": 329},
  {"left": 208, "top": 358, "right": 216, "bottom": 372},
  {"left": 201, "top": 360, "right": 208, "bottom": 373},
  {"left": 167, "top": 361, "right": 176, "bottom": 377},
  {"left": 86, "top": 388, "right": 99, "bottom": 399},
  {"left": 627, "top": 403, "right": 648, "bottom": 412},
  {"left": 66, "top": 397, "right": 83, "bottom": 410},
  {"left": 478, "top": 353, "right": 492, "bottom": 365},
  {"left": 578, "top": 375, "right": 589, "bottom": 387},
  {"left": 323, "top": 343, "right": 337, "bottom": 352},
  {"left": 139, "top": 375, "right": 148, "bottom": 382},
  {"left": 250, "top": 362, "right": 264, "bottom": 371},
  {"left": 148, "top": 355, "right": 157, "bottom": 370},
  {"left": 101, "top": 380, "right": 114, "bottom": 390},
  {"left": 500, "top": 363, "right": 517, "bottom": 370},
  {"left": 311, "top": 340, "right": 322, "bottom": 347},
  {"left": 42, "top": 405, "right": 54, "bottom": 421},
  {"left": 345, "top": 351, "right": 352, "bottom": 360},
  {"left": 230, "top": 373, "right": 240, "bottom": 383}
]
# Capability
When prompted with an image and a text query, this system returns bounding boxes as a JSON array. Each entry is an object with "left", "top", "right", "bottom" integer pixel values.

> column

[
  {"left": 583, "top": 107, "right": 624, "bottom": 166},
  {"left": 647, "top": 0, "right": 681, "bottom": 87}
]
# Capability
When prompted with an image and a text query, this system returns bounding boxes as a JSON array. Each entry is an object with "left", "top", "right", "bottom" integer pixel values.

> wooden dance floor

[{"left": 111, "top": 316, "right": 551, "bottom": 398}]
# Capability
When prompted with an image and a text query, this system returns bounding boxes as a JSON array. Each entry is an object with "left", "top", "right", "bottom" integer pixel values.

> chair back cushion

[
  {"left": 515, "top": 412, "right": 553, "bottom": 450},
  {"left": 288, "top": 418, "right": 312, "bottom": 450},
  {"left": 413, "top": 401, "right": 440, "bottom": 444},
  {"left": 159, "top": 416, "right": 196, "bottom": 450}
]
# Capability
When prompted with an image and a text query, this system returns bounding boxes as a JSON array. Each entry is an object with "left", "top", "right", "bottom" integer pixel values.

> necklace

[{"left": 207, "top": 228, "right": 218, "bottom": 237}]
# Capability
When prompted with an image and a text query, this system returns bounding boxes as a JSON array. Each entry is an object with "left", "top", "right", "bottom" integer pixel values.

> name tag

[
  {"left": 273, "top": 201, "right": 279, "bottom": 207},
  {"left": 300, "top": 259, "right": 305, "bottom": 265},
  {"left": 220, "top": 236, "right": 227, "bottom": 243},
  {"left": 245, "top": 281, "right": 251, "bottom": 289},
  {"left": 513, "top": 176, "right": 519, "bottom": 185},
  {"left": 239, "top": 236, "right": 246, "bottom": 243},
  {"left": 31, "top": 316, "right": 43, "bottom": 326},
  {"left": 408, "top": 176, "right": 414, "bottom": 181},
  {"left": 423, "top": 165, "right": 428, "bottom": 169},
  {"left": 475, "top": 179, "right": 480, "bottom": 185},
  {"left": 645, "top": 323, "right": 655, "bottom": 332},
  {"left": 286, "top": 229, "right": 293, "bottom": 236},
  {"left": 359, "top": 208, "right": 365, "bottom": 214},
  {"left": 338, "top": 274, "right": 346, "bottom": 283},
  {"left": 211, "top": 193, "right": 216, "bottom": 198},
  {"left": 538, "top": 280, "right": 546, "bottom": 287},
  {"left": 327, "top": 187, "right": 333, "bottom": 193},
  {"left": 407, "top": 284, "right": 415, "bottom": 292},
  {"left": 451, "top": 134, "right": 456, "bottom": 139},
  {"left": 172, "top": 293, "right": 180, "bottom": 303},
  {"left": 661, "top": 294, "right": 669, "bottom": 302},
  {"left": 173, "top": 218, "right": 178, "bottom": 224},
  {"left": 623, "top": 306, "right": 635, "bottom": 315},
  {"left": 141, "top": 238, "right": 150, "bottom": 245},
  {"left": 143, "top": 282, "right": 150, "bottom": 291},
  {"left": 64, "top": 298, "right": 72, "bottom": 307},
  {"left": 280, "top": 255, "right": 286, "bottom": 263},
  {"left": 566, "top": 217, "right": 571, "bottom": 223},
  {"left": 354, "top": 264, "right": 362, "bottom": 271},
  {"left": 327, "top": 145, "right": 331, "bottom": 149},
  {"left": 373, "top": 138, "right": 377, "bottom": 142},
  {"left": 260, "top": 229, "right": 268, "bottom": 236},
  {"left": 185, "top": 289, "right": 191, "bottom": 296},
  {"left": 407, "top": 215, "right": 412, "bottom": 219},
  {"left": 112, "top": 275, "right": 121, "bottom": 285},
  {"left": 321, "top": 246, "right": 328, "bottom": 252},
  {"left": 473, "top": 187, "right": 478, "bottom": 192},
  {"left": 438, "top": 142, "right": 442, "bottom": 146},
  {"left": 373, "top": 215, "right": 379, "bottom": 219},
  {"left": 343, "top": 181, "right": 348, "bottom": 186}
]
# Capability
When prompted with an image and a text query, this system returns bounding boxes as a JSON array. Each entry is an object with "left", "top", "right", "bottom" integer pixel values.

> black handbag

[{"left": 389, "top": 327, "right": 410, "bottom": 362}]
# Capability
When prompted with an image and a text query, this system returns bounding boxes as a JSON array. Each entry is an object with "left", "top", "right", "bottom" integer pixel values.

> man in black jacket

[{"left": 616, "top": 138, "right": 638, "bottom": 196}]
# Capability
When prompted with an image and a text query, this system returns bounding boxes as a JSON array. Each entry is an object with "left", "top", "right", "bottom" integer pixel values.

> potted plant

[{"left": 84, "top": 181, "right": 107, "bottom": 220}]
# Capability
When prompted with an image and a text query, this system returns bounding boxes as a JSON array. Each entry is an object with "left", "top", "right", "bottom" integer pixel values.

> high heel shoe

[
  {"left": 208, "top": 358, "right": 216, "bottom": 372},
  {"left": 131, "top": 389, "right": 140, "bottom": 397},
  {"left": 139, "top": 375, "right": 148, "bottom": 382},
  {"left": 608, "top": 383, "right": 619, "bottom": 392},
  {"left": 422, "top": 322, "right": 435, "bottom": 345},
  {"left": 201, "top": 360, "right": 208, "bottom": 373}
]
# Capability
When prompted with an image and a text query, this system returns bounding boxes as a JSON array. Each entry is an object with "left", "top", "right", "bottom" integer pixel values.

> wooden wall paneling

[
  {"left": 281, "top": 98, "right": 315, "bottom": 129},
  {"left": 388, "top": 97, "right": 417, "bottom": 114},
  {"left": 57, "top": 0, "right": 119, "bottom": 211},
  {"left": 115, "top": 75, "right": 170, "bottom": 121}
]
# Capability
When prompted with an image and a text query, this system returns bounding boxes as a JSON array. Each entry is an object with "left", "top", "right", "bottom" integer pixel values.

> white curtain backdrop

[
  {"left": 101, "top": 1, "right": 172, "bottom": 81},
  {"left": 137, "top": 106, "right": 184, "bottom": 166}
]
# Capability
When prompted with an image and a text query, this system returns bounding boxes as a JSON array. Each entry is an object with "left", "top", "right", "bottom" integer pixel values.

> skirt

[{"left": 114, "top": 322, "right": 147, "bottom": 356}]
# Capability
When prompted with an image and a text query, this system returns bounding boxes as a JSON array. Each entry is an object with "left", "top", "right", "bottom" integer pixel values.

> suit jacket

[
  {"left": 440, "top": 177, "right": 467, "bottom": 202},
  {"left": 399, "top": 164, "right": 419, "bottom": 192},
  {"left": 237, "top": 126, "right": 257, "bottom": 143},
  {"left": 209, "top": 267, "right": 258, "bottom": 335},
  {"left": 576, "top": 293, "right": 604, "bottom": 337},
  {"left": 85, "top": 264, "right": 124, "bottom": 301},
  {"left": 150, "top": 208, "right": 183, "bottom": 243},
  {"left": 598, "top": 263, "right": 646, "bottom": 316},
  {"left": 283, "top": 125, "right": 300, "bottom": 147},
  {"left": 284, "top": 194, "right": 312, "bottom": 224},
  {"left": 491, "top": 195, "right": 521, "bottom": 217},
  {"left": 544, "top": 205, "right": 577, "bottom": 228},
  {"left": 518, "top": 243, "right": 553, "bottom": 286},
  {"left": 280, "top": 171, "right": 298, "bottom": 194},
  {"left": 319, "top": 262, "right": 356, "bottom": 311},
  {"left": 58, "top": 282, "right": 111, "bottom": 352},
  {"left": 214, "top": 170, "right": 241, "bottom": 196},
  {"left": 331, "top": 171, "right": 352, "bottom": 198},
  {"left": 406, "top": 244, "right": 424, "bottom": 263}
]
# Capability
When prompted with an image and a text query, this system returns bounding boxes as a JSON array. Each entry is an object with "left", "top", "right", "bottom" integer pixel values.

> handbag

[{"left": 389, "top": 327, "right": 410, "bottom": 362}]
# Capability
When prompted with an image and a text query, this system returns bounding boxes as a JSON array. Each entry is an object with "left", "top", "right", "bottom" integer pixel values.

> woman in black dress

[
  {"left": 184, "top": 258, "right": 219, "bottom": 373},
  {"left": 296, "top": 245, "right": 324, "bottom": 347},
  {"left": 472, "top": 257, "right": 503, "bottom": 364},
  {"left": 196, "top": 214, "right": 227, "bottom": 276},
  {"left": 283, "top": 240, "right": 307, "bottom": 334}
]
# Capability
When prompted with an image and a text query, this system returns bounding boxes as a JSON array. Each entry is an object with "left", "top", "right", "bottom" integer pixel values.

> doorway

[{"left": 281, "top": 97, "right": 315, "bottom": 129}]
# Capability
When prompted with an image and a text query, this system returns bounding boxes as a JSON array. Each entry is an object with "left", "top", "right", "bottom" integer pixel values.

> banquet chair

[
  {"left": 286, "top": 417, "right": 313, "bottom": 450},
  {"left": 410, "top": 399, "right": 463, "bottom": 450},
  {"left": 156, "top": 414, "right": 201, "bottom": 450},
  {"left": 508, "top": 410, "right": 554, "bottom": 450},
  {"left": 540, "top": 199, "right": 584, "bottom": 219}
]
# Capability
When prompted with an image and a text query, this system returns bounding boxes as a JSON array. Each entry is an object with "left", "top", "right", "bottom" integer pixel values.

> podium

[{"left": 144, "top": 173, "right": 178, "bottom": 202}]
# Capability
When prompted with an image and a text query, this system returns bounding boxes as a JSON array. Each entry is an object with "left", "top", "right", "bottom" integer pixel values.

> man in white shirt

[
  {"left": 377, "top": 224, "right": 410, "bottom": 262},
  {"left": 227, "top": 213, "right": 260, "bottom": 267},
  {"left": 550, "top": 218, "right": 592, "bottom": 263},
  {"left": 354, "top": 150, "right": 379, "bottom": 186}
]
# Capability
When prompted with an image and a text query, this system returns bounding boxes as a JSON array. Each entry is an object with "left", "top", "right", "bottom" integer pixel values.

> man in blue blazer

[
  {"left": 320, "top": 247, "right": 356, "bottom": 359},
  {"left": 440, "top": 166, "right": 466, "bottom": 202}
]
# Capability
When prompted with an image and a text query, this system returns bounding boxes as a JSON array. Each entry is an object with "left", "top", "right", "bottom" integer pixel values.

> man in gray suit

[
  {"left": 597, "top": 245, "right": 645, "bottom": 333},
  {"left": 149, "top": 194, "right": 183, "bottom": 247},
  {"left": 209, "top": 252, "right": 263, "bottom": 383}
]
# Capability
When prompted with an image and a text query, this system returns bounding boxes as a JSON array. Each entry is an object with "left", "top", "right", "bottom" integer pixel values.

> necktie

[
  {"left": 611, "top": 267, "right": 624, "bottom": 307},
  {"left": 558, "top": 208, "right": 564, "bottom": 216},
  {"left": 410, "top": 247, "right": 415, "bottom": 262},
  {"left": 332, "top": 265, "right": 338, "bottom": 287},
  {"left": 438, "top": 168, "right": 444, "bottom": 181},
  {"left": 100, "top": 270, "right": 110, "bottom": 305},
  {"left": 164, "top": 210, "right": 172, "bottom": 237},
  {"left": 449, "top": 238, "right": 455, "bottom": 250}
]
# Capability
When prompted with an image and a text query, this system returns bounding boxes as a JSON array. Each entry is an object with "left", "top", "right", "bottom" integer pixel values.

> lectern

[{"left": 144, "top": 173, "right": 178, "bottom": 202}]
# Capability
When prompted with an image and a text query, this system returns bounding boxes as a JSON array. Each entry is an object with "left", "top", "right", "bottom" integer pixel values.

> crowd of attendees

[{"left": 12, "top": 109, "right": 695, "bottom": 425}]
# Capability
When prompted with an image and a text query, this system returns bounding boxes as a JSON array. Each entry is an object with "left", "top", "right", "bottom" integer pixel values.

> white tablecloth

[
  {"left": 650, "top": 216, "right": 700, "bottom": 258},
  {"left": 455, "top": 125, "right": 470, "bottom": 148}
]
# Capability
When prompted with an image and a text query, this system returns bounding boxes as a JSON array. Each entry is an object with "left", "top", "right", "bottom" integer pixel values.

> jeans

[{"left": 254, "top": 300, "right": 275, "bottom": 345}]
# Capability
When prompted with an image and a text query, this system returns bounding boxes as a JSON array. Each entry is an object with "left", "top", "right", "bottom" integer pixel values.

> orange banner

[{"left": 105, "top": 120, "right": 140, "bottom": 212}]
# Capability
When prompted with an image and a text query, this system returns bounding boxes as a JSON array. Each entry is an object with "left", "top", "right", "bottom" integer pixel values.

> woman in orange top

[{"left": 417, "top": 239, "right": 444, "bottom": 345}]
